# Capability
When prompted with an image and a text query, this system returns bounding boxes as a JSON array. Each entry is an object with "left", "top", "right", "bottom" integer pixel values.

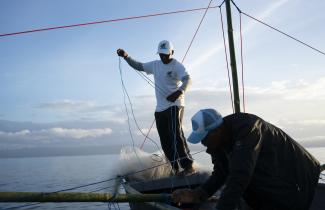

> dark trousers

[{"left": 155, "top": 106, "right": 193, "bottom": 171}]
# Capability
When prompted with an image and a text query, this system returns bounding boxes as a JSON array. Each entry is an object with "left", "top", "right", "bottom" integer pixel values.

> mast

[{"left": 225, "top": 0, "right": 241, "bottom": 113}]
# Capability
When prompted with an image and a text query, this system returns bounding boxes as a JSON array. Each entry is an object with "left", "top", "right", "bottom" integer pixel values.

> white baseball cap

[
  {"left": 187, "top": 109, "right": 223, "bottom": 144},
  {"left": 157, "top": 40, "right": 174, "bottom": 55}
]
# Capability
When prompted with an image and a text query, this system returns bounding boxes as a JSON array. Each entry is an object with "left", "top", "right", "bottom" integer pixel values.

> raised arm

[{"left": 116, "top": 48, "right": 144, "bottom": 71}]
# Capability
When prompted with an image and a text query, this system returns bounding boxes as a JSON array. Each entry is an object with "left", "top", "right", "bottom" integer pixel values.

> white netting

[{"left": 117, "top": 146, "right": 172, "bottom": 181}]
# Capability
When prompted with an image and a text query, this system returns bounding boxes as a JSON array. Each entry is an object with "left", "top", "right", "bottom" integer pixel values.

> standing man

[
  {"left": 172, "top": 109, "right": 320, "bottom": 210},
  {"left": 116, "top": 40, "right": 195, "bottom": 175}
]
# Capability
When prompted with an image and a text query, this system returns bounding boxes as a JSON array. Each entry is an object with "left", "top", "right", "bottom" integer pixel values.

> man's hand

[
  {"left": 167, "top": 90, "right": 183, "bottom": 102},
  {"left": 172, "top": 189, "right": 201, "bottom": 205},
  {"left": 117, "top": 48, "right": 128, "bottom": 58}
]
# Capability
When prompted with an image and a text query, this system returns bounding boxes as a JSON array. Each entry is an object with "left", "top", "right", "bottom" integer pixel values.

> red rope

[
  {"left": 181, "top": 0, "right": 215, "bottom": 63},
  {"left": 219, "top": 7, "right": 234, "bottom": 113},
  {"left": 239, "top": 12, "right": 246, "bottom": 112},
  {"left": 0, "top": 6, "right": 218, "bottom": 38}
]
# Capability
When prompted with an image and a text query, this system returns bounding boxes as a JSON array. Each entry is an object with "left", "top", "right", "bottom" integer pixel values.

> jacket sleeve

[
  {"left": 199, "top": 149, "right": 229, "bottom": 198},
  {"left": 217, "top": 121, "right": 262, "bottom": 210}
]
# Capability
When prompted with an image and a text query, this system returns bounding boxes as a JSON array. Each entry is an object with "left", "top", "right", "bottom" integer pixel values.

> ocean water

[
  {"left": 0, "top": 154, "right": 130, "bottom": 210},
  {"left": 0, "top": 148, "right": 324, "bottom": 210}
]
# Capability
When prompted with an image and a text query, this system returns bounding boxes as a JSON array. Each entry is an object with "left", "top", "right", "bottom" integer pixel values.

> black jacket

[{"left": 200, "top": 113, "right": 320, "bottom": 210}]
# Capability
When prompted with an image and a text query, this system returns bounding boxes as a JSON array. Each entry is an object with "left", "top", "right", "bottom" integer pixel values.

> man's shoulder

[
  {"left": 171, "top": 59, "right": 187, "bottom": 72},
  {"left": 224, "top": 112, "right": 260, "bottom": 120},
  {"left": 223, "top": 113, "right": 262, "bottom": 130},
  {"left": 172, "top": 58, "right": 183, "bottom": 66},
  {"left": 146, "top": 59, "right": 160, "bottom": 64}
]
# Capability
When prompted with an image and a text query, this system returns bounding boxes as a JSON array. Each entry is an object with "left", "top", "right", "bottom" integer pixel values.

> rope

[
  {"left": 181, "top": 0, "right": 215, "bottom": 63},
  {"left": 171, "top": 107, "right": 178, "bottom": 189},
  {"left": 139, "top": 119, "right": 156, "bottom": 150},
  {"left": 0, "top": 6, "right": 219, "bottom": 38},
  {"left": 238, "top": 11, "right": 325, "bottom": 57},
  {"left": 239, "top": 11, "right": 246, "bottom": 112},
  {"left": 119, "top": 59, "right": 163, "bottom": 154},
  {"left": 3, "top": 149, "right": 206, "bottom": 210},
  {"left": 118, "top": 58, "right": 204, "bottom": 189},
  {"left": 119, "top": 58, "right": 136, "bottom": 148},
  {"left": 139, "top": 0, "right": 219, "bottom": 148},
  {"left": 219, "top": 6, "right": 235, "bottom": 113},
  {"left": 119, "top": 58, "right": 147, "bottom": 170}
]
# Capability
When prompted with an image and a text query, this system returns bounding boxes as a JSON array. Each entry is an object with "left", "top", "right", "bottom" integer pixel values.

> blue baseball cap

[{"left": 187, "top": 109, "right": 223, "bottom": 144}]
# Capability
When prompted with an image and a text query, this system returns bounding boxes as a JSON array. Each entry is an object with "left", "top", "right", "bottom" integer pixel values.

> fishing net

[{"left": 117, "top": 146, "right": 172, "bottom": 181}]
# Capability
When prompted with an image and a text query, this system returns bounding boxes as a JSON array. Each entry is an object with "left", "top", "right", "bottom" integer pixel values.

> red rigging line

[{"left": 0, "top": 6, "right": 218, "bottom": 38}]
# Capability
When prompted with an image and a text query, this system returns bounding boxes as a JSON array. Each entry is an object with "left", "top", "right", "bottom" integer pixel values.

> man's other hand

[
  {"left": 172, "top": 188, "right": 200, "bottom": 205},
  {"left": 167, "top": 90, "right": 182, "bottom": 102}
]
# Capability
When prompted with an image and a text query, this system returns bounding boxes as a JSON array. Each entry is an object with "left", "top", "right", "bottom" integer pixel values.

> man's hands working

[
  {"left": 167, "top": 90, "right": 183, "bottom": 102},
  {"left": 172, "top": 188, "right": 201, "bottom": 205}
]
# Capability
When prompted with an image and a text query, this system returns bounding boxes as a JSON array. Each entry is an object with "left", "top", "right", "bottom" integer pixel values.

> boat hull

[{"left": 124, "top": 171, "right": 325, "bottom": 210}]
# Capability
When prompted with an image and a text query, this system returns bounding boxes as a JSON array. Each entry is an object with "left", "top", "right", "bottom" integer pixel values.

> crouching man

[{"left": 172, "top": 109, "right": 320, "bottom": 210}]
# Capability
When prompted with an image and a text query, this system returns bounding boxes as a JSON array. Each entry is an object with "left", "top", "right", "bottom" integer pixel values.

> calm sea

[{"left": 0, "top": 148, "right": 324, "bottom": 210}]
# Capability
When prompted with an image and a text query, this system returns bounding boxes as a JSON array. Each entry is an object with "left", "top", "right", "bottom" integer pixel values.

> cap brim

[
  {"left": 187, "top": 130, "right": 209, "bottom": 144},
  {"left": 157, "top": 49, "right": 170, "bottom": 55}
]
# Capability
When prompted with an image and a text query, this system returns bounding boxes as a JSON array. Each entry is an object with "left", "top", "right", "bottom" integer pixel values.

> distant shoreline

[
  {"left": 0, "top": 145, "right": 129, "bottom": 159},
  {"left": 1, "top": 145, "right": 324, "bottom": 159}
]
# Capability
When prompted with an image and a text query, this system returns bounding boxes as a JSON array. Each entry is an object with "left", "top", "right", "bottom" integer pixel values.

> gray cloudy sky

[{"left": 1, "top": 0, "right": 325, "bottom": 154}]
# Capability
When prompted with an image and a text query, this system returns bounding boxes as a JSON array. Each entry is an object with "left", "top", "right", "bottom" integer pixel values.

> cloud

[
  {"left": 1, "top": 76, "right": 325, "bottom": 150},
  {"left": 37, "top": 100, "right": 95, "bottom": 110},
  {"left": 245, "top": 77, "right": 325, "bottom": 101},
  {"left": 37, "top": 100, "right": 117, "bottom": 114},
  {"left": 0, "top": 129, "right": 31, "bottom": 137},
  {"left": 36, "top": 100, "right": 123, "bottom": 122},
  {"left": 0, "top": 127, "right": 113, "bottom": 141},
  {"left": 45, "top": 127, "right": 113, "bottom": 139},
  {"left": 298, "top": 136, "right": 325, "bottom": 148}
]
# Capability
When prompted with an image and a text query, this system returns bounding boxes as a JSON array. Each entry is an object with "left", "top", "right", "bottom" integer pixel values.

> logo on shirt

[{"left": 167, "top": 71, "right": 172, "bottom": 78}]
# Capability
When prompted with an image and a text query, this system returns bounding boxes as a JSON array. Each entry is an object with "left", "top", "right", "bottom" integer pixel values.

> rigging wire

[
  {"left": 139, "top": 119, "right": 155, "bottom": 149},
  {"left": 0, "top": 6, "right": 219, "bottom": 38},
  {"left": 239, "top": 10, "right": 246, "bottom": 112},
  {"left": 230, "top": 0, "right": 325, "bottom": 57},
  {"left": 181, "top": 0, "right": 215, "bottom": 63},
  {"left": 219, "top": 6, "right": 235, "bottom": 113}
]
